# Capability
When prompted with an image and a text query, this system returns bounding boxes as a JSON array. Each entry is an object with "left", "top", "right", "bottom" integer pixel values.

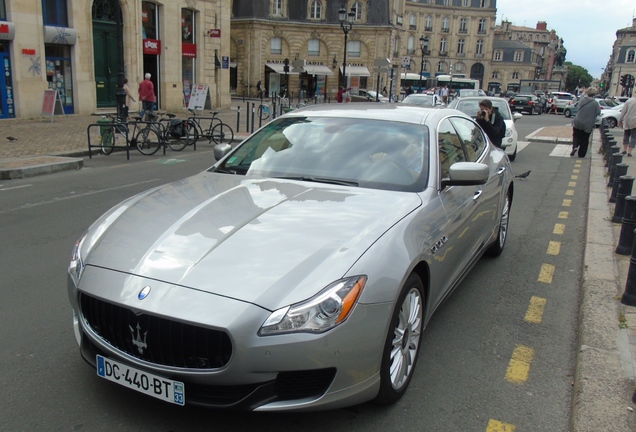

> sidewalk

[{"left": 1, "top": 113, "right": 636, "bottom": 428}]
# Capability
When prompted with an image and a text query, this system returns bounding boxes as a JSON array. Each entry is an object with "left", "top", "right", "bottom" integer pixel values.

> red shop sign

[
  {"left": 182, "top": 43, "right": 197, "bottom": 58},
  {"left": 143, "top": 39, "right": 161, "bottom": 55}
]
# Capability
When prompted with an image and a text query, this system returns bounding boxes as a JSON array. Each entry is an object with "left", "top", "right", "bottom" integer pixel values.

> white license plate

[{"left": 96, "top": 355, "right": 185, "bottom": 406}]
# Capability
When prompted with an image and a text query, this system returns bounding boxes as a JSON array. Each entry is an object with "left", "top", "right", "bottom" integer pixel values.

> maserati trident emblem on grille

[
  {"left": 138, "top": 285, "right": 151, "bottom": 300},
  {"left": 130, "top": 322, "right": 148, "bottom": 354}
]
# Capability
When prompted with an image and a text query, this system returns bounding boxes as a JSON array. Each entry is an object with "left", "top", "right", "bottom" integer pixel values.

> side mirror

[
  {"left": 441, "top": 162, "right": 489, "bottom": 188},
  {"left": 513, "top": 112, "right": 523, "bottom": 122},
  {"left": 214, "top": 143, "right": 232, "bottom": 161}
]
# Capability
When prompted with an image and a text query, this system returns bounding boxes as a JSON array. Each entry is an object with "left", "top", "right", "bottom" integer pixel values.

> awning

[
  {"left": 339, "top": 66, "right": 371, "bottom": 77},
  {"left": 303, "top": 65, "right": 334, "bottom": 76},
  {"left": 265, "top": 63, "right": 299, "bottom": 75}
]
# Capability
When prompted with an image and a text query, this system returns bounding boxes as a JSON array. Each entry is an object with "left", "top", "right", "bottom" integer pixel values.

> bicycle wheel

[
  {"left": 211, "top": 123, "right": 234, "bottom": 144},
  {"left": 135, "top": 127, "right": 161, "bottom": 155},
  {"left": 100, "top": 127, "right": 115, "bottom": 155},
  {"left": 258, "top": 104, "right": 270, "bottom": 120},
  {"left": 183, "top": 120, "right": 199, "bottom": 147}
]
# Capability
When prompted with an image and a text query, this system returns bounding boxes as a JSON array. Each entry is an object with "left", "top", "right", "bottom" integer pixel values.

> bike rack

[{"left": 86, "top": 122, "right": 132, "bottom": 160}]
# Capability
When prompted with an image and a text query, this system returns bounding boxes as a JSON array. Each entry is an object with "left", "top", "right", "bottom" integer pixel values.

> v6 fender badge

[{"left": 431, "top": 235, "right": 448, "bottom": 254}]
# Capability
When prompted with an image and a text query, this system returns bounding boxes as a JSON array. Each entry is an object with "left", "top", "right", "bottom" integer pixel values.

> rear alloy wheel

[
  {"left": 607, "top": 118, "right": 617, "bottom": 129},
  {"left": 486, "top": 191, "right": 511, "bottom": 257},
  {"left": 564, "top": 109, "right": 572, "bottom": 118},
  {"left": 375, "top": 273, "right": 424, "bottom": 405}
]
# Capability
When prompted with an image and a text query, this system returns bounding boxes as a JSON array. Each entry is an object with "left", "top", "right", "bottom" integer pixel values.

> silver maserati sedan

[{"left": 68, "top": 104, "right": 514, "bottom": 411}]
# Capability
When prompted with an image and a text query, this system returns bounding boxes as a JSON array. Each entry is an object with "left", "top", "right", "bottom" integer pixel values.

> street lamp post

[
  {"left": 115, "top": 1, "right": 126, "bottom": 123},
  {"left": 339, "top": 7, "right": 356, "bottom": 89},
  {"left": 418, "top": 36, "right": 429, "bottom": 93}
]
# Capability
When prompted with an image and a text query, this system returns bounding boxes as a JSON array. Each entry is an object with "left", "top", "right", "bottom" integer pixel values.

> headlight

[
  {"left": 505, "top": 128, "right": 512, "bottom": 137},
  {"left": 259, "top": 276, "right": 367, "bottom": 336},
  {"left": 69, "top": 232, "right": 87, "bottom": 285}
]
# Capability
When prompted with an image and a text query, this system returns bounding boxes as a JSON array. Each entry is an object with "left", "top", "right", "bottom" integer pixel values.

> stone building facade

[
  {"left": 0, "top": 0, "right": 232, "bottom": 120},
  {"left": 602, "top": 18, "right": 636, "bottom": 98}
]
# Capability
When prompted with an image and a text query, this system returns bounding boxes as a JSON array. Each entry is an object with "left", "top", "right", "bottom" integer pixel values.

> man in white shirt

[{"left": 619, "top": 90, "right": 636, "bottom": 157}]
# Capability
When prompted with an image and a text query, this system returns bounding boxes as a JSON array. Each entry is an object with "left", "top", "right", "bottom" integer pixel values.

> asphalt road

[{"left": 0, "top": 115, "right": 589, "bottom": 431}]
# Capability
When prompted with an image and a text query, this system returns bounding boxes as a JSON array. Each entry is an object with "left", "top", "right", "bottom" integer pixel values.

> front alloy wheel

[
  {"left": 487, "top": 190, "right": 511, "bottom": 257},
  {"left": 375, "top": 273, "right": 424, "bottom": 405}
]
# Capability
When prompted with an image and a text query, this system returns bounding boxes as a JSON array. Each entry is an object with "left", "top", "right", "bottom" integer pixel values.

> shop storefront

[
  {"left": 265, "top": 62, "right": 299, "bottom": 98},
  {"left": 181, "top": 8, "right": 196, "bottom": 106},
  {"left": 44, "top": 26, "right": 77, "bottom": 114},
  {"left": 339, "top": 65, "right": 370, "bottom": 93},
  {"left": 142, "top": 1, "right": 161, "bottom": 107},
  {"left": 301, "top": 63, "right": 333, "bottom": 99},
  {"left": 0, "top": 23, "right": 15, "bottom": 118}
]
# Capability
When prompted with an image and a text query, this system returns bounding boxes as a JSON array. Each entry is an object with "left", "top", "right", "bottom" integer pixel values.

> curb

[{"left": 0, "top": 156, "right": 83, "bottom": 180}]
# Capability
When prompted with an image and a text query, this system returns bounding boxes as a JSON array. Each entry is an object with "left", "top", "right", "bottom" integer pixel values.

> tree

[{"left": 563, "top": 62, "right": 593, "bottom": 92}]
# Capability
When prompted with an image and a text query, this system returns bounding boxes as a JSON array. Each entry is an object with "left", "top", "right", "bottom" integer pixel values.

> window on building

[
  {"left": 271, "top": 37, "right": 282, "bottom": 55},
  {"left": 407, "top": 36, "right": 415, "bottom": 55},
  {"left": 181, "top": 9, "right": 196, "bottom": 107},
  {"left": 491, "top": 71, "right": 500, "bottom": 79},
  {"left": 142, "top": 2, "right": 158, "bottom": 39},
  {"left": 437, "top": 62, "right": 446, "bottom": 73},
  {"left": 347, "top": 40, "right": 361, "bottom": 57},
  {"left": 410, "top": 14, "right": 417, "bottom": 29},
  {"left": 310, "top": 1, "right": 322, "bottom": 19},
  {"left": 1, "top": 0, "right": 7, "bottom": 19},
  {"left": 393, "top": 37, "right": 400, "bottom": 57},
  {"left": 308, "top": 39, "right": 320, "bottom": 56},
  {"left": 42, "top": 0, "right": 68, "bottom": 26},
  {"left": 494, "top": 50, "right": 502, "bottom": 61},
  {"left": 462, "top": 0, "right": 470, "bottom": 6},
  {"left": 459, "top": 18, "right": 468, "bottom": 32},
  {"left": 512, "top": 72, "right": 519, "bottom": 80},
  {"left": 457, "top": 39, "right": 465, "bottom": 54},
  {"left": 627, "top": 49, "right": 636, "bottom": 63},
  {"left": 425, "top": 15, "right": 433, "bottom": 30},
  {"left": 273, "top": 0, "right": 283, "bottom": 16},
  {"left": 514, "top": 51, "right": 523, "bottom": 62},
  {"left": 455, "top": 62, "right": 464, "bottom": 73},
  {"left": 476, "top": 39, "right": 484, "bottom": 55},
  {"left": 480, "top": 0, "right": 489, "bottom": 6},
  {"left": 443, "top": 0, "right": 450, "bottom": 5},
  {"left": 478, "top": 18, "right": 487, "bottom": 33},
  {"left": 442, "top": 17, "right": 449, "bottom": 32},
  {"left": 353, "top": 2, "right": 363, "bottom": 21},
  {"left": 440, "top": 38, "right": 447, "bottom": 53}
]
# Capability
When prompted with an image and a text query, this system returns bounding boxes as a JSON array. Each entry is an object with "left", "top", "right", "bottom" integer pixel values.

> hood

[{"left": 83, "top": 172, "right": 422, "bottom": 310}]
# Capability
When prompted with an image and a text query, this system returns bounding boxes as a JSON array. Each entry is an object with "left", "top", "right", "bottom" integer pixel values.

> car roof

[{"left": 284, "top": 103, "right": 467, "bottom": 125}]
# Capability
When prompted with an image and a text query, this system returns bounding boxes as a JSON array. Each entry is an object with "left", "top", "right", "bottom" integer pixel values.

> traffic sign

[
  {"left": 374, "top": 58, "right": 391, "bottom": 67},
  {"left": 401, "top": 56, "right": 411, "bottom": 68}
]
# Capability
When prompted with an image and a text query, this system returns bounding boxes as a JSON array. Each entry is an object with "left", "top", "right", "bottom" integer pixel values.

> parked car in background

[
  {"left": 563, "top": 98, "right": 612, "bottom": 118},
  {"left": 595, "top": 103, "right": 625, "bottom": 128},
  {"left": 457, "top": 89, "right": 487, "bottom": 98},
  {"left": 67, "top": 104, "right": 514, "bottom": 411},
  {"left": 401, "top": 93, "right": 444, "bottom": 107},
  {"left": 509, "top": 94, "right": 542, "bottom": 115},
  {"left": 351, "top": 89, "right": 389, "bottom": 103},
  {"left": 448, "top": 96, "right": 522, "bottom": 161},
  {"left": 548, "top": 91, "right": 576, "bottom": 113}
]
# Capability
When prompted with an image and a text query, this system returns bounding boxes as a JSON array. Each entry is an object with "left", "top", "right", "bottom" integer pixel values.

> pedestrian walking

[
  {"left": 570, "top": 87, "right": 601, "bottom": 157},
  {"left": 548, "top": 94, "right": 559, "bottom": 114},
  {"left": 123, "top": 78, "right": 135, "bottom": 119},
  {"left": 475, "top": 99, "right": 506, "bottom": 149},
  {"left": 619, "top": 90, "right": 636, "bottom": 157},
  {"left": 138, "top": 73, "right": 156, "bottom": 120}
]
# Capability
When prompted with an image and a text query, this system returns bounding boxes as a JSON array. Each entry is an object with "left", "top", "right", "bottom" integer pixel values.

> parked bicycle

[
  {"left": 187, "top": 109, "right": 234, "bottom": 145},
  {"left": 99, "top": 113, "right": 145, "bottom": 155},
  {"left": 135, "top": 113, "right": 197, "bottom": 155},
  {"left": 257, "top": 101, "right": 270, "bottom": 120}
]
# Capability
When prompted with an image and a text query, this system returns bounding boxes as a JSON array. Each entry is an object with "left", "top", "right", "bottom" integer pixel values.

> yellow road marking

[
  {"left": 558, "top": 211, "right": 569, "bottom": 219},
  {"left": 538, "top": 263, "right": 555, "bottom": 283},
  {"left": 553, "top": 224, "right": 565, "bottom": 234},
  {"left": 505, "top": 345, "right": 535, "bottom": 384},
  {"left": 568, "top": 181, "right": 576, "bottom": 187},
  {"left": 565, "top": 189, "right": 574, "bottom": 196},
  {"left": 525, "top": 296, "right": 547, "bottom": 324},
  {"left": 573, "top": 169, "right": 580, "bottom": 174},
  {"left": 562, "top": 199, "right": 572, "bottom": 207},
  {"left": 547, "top": 241, "right": 561, "bottom": 255},
  {"left": 571, "top": 175, "right": 579, "bottom": 180},
  {"left": 487, "top": 419, "right": 516, "bottom": 431}
]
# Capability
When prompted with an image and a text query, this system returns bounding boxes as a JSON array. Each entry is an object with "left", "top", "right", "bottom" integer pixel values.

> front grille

[
  {"left": 80, "top": 293, "right": 232, "bottom": 369},
  {"left": 276, "top": 368, "right": 336, "bottom": 400}
]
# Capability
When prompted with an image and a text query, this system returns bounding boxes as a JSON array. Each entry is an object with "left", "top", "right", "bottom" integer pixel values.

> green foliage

[{"left": 565, "top": 64, "right": 593, "bottom": 92}]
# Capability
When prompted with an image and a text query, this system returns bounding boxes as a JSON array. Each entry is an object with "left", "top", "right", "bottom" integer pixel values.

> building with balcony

[
  {"left": 0, "top": 0, "right": 231, "bottom": 120},
  {"left": 602, "top": 18, "right": 636, "bottom": 98}
]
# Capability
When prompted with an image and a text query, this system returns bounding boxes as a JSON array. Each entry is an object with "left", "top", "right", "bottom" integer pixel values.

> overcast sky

[{"left": 495, "top": 0, "right": 635, "bottom": 78}]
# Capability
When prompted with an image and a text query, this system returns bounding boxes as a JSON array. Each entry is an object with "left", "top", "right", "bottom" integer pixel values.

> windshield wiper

[{"left": 275, "top": 176, "right": 359, "bottom": 187}]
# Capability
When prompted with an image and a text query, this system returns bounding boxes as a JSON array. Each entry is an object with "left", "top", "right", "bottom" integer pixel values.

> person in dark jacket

[
  {"left": 476, "top": 99, "right": 506, "bottom": 148},
  {"left": 570, "top": 87, "right": 601, "bottom": 157}
]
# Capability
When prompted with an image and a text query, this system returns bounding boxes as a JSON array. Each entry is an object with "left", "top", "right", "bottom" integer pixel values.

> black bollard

[
  {"left": 610, "top": 165, "right": 630, "bottom": 203},
  {"left": 272, "top": 100, "right": 277, "bottom": 120},
  {"left": 251, "top": 102, "right": 255, "bottom": 134},
  {"left": 616, "top": 196, "right": 636, "bottom": 255},
  {"left": 607, "top": 147, "right": 621, "bottom": 169},
  {"left": 608, "top": 152, "right": 624, "bottom": 185},
  {"left": 245, "top": 101, "right": 250, "bottom": 134},
  {"left": 613, "top": 176, "right": 635, "bottom": 222},
  {"left": 236, "top": 106, "right": 241, "bottom": 133},
  {"left": 604, "top": 138, "right": 616, "bottom": 160},
  {"left": 620, "top": 228, "right": 636, "bottom": 306}
]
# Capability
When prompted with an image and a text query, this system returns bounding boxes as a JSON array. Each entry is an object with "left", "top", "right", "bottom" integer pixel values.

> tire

[
  {"left": 100, "top": 127, "right": 115, "bottom": 155},
  {"left": 211, "top": 123, "right": 234, "bottom": 144},
  {"left": 257, "top": 105, "right": 270, "bottom": 120},
  {"left": 486, "top": 190, "right": 511, "bottom": 257},
  {"left": 374, "top": 273, "right": 425, "bottom": 406},
  {"left": 607, "top": 118, "right": 617, "bottom": 129},
  {"left": 184, "top": 120, "right": 199, "bottom": 147},
  {"left": 135, "top": 127, "right": 161, "bottom": 155},
  {"left": 508, "top": 144, "right": 517, "bottom": 162},
  {"left": 564, "top": 109, "right": 571, "bottom": 118}
]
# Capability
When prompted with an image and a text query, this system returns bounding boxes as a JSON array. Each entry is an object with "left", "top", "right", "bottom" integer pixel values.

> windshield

[
  {"left": 454, "top": 99, "right": 512, "bottom": 120},
  {"left": 402, "top": 95, "right": 436, "bottom": 106},
  {"left": 213, "top": 116, "right": 430, "bottom": 192}
]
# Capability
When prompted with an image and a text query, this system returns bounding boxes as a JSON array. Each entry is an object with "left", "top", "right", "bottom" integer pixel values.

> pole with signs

[
  {"left": 374, "top": 58, "right": 391, "bottom": 102},
  {"left": 388, "top": 67, "right": 396, "bottom": 103}
]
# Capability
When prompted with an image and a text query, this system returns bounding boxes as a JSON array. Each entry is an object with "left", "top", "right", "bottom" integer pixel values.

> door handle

[
  {"left": 473, "top": 190, "right": 483, "bottom": 201},
  {"left": 496, "top": 167, "right": 506, "bottom": 176}
]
